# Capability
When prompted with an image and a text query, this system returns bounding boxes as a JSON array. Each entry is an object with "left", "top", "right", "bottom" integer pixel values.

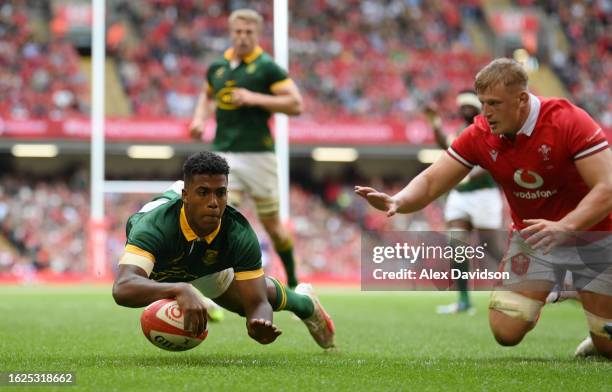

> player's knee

[
  {"left": 488, "top": 291, "right": 543, "bottom": 346},
  {"left": 489, "top": 309, "right": 530, "bottom": 346},
  {"left": 259, "top": 215, "right": 287, "bottom": 246},
  {"left": 489, "top": 290, "right": 544, "bottom": 322},
  {"left": 584, "top": 311, "right": 612, "bottom": 357},
  {"left": 255, "top": 198, "right": 279, "bottom": 220},
  {"left": 591, "top": 336, "right": 612, "bottom": 359}
]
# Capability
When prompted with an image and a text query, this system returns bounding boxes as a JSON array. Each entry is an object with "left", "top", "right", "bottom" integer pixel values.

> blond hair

[
  {"left": 474, "top": 58, "right": 528, "bottom": 93},
  {"left": 229, "top": 9, "right": 263, "bottom": 27}
]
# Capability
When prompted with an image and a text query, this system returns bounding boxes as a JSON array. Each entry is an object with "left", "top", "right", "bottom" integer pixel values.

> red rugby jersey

[{"left": 448, "top": 95, "right": 610, "bottom": 231}]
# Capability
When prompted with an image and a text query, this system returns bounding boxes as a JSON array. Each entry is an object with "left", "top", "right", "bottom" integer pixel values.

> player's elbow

[
  {"left": 287, "top": 97, "right": 303, "bottom": 116},
  {"left": 601, "top": 182, "right": 612, "bottom": 203},
  {"left": 112, "top": 280, "right": 132, "bottom": 307}
]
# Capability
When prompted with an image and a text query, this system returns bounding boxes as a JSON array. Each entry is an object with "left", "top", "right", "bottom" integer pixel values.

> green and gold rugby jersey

[
  {"left": 206, "top": 46, "right": 292, "bottom": 152},
  {"left": 455, "top": 171, "right": 497, "bottom": 192},
  {"left": 124, "top": 190, "right": 263, "bottom": 282}
]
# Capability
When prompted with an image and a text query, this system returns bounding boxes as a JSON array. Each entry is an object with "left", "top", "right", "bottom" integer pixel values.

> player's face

[
  {"left": 478, "top": 83, "right": 529, "bottom": 135},
  {"left": 182, "top": 174, "right": 228, "bottom": 236},
  {"left": 229, "top": 18, "right": 259, "bottom": 57}
]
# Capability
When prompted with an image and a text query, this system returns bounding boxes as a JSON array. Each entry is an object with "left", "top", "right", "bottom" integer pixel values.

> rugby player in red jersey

[{"left": 356, "top": 58, "right": 612, "bottom": 358}]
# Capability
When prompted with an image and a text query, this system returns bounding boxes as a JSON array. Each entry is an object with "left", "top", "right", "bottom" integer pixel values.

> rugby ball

[{"left": 140, "top": 299, "right": 208, "bottom": 351}]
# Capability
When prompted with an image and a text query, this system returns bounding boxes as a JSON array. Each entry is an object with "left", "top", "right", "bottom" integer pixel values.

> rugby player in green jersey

[
  {"left": 112, "top": 152, "right": 335, "bottom": 348},
  {"left": 425, "top": 90, "right": 503, "bottom": 314},
  {"left": 189, "top": 9, "right": 303, "bottom": 288}
]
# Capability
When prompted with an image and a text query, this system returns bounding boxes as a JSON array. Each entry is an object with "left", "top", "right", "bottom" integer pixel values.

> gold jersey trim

[
  {"left": 124, "top": 244, "right": 155, "bottom": 262},
  {"left": 235, "top": 268, "right": 265, "bottom": 281},
  {"left": 270, "top": 78, "right": 293, "bottom": 93},
  {"left": 223, "top": 46, "right": 263, "bottom": 64},
  {"left": 119, "top": 250, "right": 154, "bottom": 276},
  {"left": 180, "top": 206, "right": 221, "bottom": 244}
]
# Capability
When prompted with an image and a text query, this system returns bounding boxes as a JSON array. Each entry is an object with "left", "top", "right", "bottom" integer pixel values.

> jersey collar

[
  {"left": 224, "top": 46, "right": 263, "bottom": 64},
  {"left": 517, "top": 93, "right": 541, "bottom": 137},
  {"left": 180, "top": 206, "right": 221, "bottom": 244}
]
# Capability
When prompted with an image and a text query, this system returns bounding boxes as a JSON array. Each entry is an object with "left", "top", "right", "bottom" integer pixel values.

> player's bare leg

[
  {"left": 488, "top": 287, "right": 550, "bottom": 346},
  {"left": 578, "top": 291, "right": 612, "bottom": 359},
  {"left": 437, "top": 219, "right": 474, "bottom": 314},
  {"left": 258, "top": 211, "right": 299, "bottom": 288}
]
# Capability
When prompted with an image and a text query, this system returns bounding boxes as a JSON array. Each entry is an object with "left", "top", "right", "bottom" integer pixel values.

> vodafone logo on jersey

[
  {"left": 512, "top": 169, "right": 557, "bottom": 199},
  {"left": 513, "top": 169, "right": 543, "bottom": 189}
]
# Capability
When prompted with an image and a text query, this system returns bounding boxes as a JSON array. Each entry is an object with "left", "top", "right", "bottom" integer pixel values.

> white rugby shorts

[{"left": 444, "top": 188, "right": 503, "bottom": 229}]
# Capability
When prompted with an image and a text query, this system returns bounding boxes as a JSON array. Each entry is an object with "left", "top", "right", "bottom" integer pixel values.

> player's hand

[
  {"left": 232, "top": 88, "right": 257, "bottom": 107},
  {"left": 424, "top": 104, "right": 439, "bottom": 118},
  {"left": 521, "top": 219, "right": 573, "bottom": 254},
  {"left": 424, "top": 104, "right": 441, "bottom": 126},
  {"left": 354, "top": 186, "right": 399, "bottom": 217},
  {"left": 189, "top": 120, "right": 204, "bottom": 140},
  {"left": 175, "top": 283, "right": 208, "bottom": 336},
  {"left": 247, "top": 318, "right": 282, "bottom": 344}
]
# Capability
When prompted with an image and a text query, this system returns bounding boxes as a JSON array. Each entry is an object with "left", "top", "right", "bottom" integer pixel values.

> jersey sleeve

[
  {"left": 205, "top": 64, "right": 218, "bottom": 94},
  {"left": 125, "top": 219, "right": 164, "bottom": 264},
  {"left": 565, "top": 105, "right": 609, "bottom": 160},
  {"left": 447, "top": 125, "right": 479, "bottom": 169},
  {"left": 231, "top": 223, "right": 263, "bottom": 280},
  {"left": 266, "top": 61, "right": 291, "bottom": 93}
]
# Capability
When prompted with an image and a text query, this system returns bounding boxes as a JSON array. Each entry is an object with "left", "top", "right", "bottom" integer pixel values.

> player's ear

[
  {"left": 518, "top": 91, "right": 530, "bottom": 107},
  {"left": 181, "top": 186, "right": 187, "bottom": 203}
]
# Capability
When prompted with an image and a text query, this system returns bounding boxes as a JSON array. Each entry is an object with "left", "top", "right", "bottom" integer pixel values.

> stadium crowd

[
  {"left": 0, "top": 0, "right": 88, "bottom": 119},
  {"left": 0, "top": 0, "right": 609, "bottom": 280},
  {"left": 0, "top": 172, "right": 447, "bottom": 280},
  {"left": 512, "top": 0, "right": 611, "bottom": 127},
  {"left": 1, "top": 0, "right": 609, "bottom": 124},
  {"left": 112, "top": 0, "right": 489, "bottom": 121}
]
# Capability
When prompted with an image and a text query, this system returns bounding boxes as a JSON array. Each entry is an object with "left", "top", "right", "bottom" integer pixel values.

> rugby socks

[
  {"left": 449, "top": 231, "right": 471, "bottom": 310},
  {"left": 455, "top": 260, "right": 471, "bottom": 309},
  {"left": 268, "top": 277, "right": 314, "bottom": 319},
  {"left": 274, "top": 237, "right": 299, "bottom": 288}
]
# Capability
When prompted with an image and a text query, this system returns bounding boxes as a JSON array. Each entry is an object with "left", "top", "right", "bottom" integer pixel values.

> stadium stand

[
  {"left": 0, "top": 0, "right": 89, "bottom": 118},
  {"left": 109, "top": 0, "right": 491, "bottom": 121},
  {"left": 0, "top": 1, "right": 609, "bottom": 281}
]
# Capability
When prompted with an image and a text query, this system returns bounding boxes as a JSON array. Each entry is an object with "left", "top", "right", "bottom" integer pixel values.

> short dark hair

[{"left": 183, "top": 151, "right": 229, "bottom": 184}]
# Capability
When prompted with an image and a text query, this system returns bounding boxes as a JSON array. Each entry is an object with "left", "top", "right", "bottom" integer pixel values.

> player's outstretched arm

[
  {"left": 235, "top": 275, "right": 282, "bottom": 344},
  {"left": 112, "top": 264, "right": 208, "bottom": 336},
  {"left": 355, "top": 153, "right": 470, "bottom": 216}
]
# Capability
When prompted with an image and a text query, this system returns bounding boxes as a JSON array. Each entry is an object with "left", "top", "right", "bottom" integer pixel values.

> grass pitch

[{"left": 0, "top": 286, "right": 610, "bottom": 391}]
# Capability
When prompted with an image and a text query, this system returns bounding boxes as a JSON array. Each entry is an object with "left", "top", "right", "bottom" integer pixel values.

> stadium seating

[
  {"left": 0, "top": 174, "right": 445, "bottom": 280},
  {"left": 0, "top": 0, "right": 88, "bottom": 118},
  {"left": 2, "top": 1, "right": 608, "bottom": 124}
]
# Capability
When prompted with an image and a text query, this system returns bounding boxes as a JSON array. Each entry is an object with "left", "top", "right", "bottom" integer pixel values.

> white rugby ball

[{"left": 140, "top": 299, "right": 208, "bottom": 351}]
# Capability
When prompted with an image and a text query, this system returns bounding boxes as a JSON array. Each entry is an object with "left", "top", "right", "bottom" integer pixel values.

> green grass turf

[{"left": 0, "top": 286, "right": 609, "bottom": 391}]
